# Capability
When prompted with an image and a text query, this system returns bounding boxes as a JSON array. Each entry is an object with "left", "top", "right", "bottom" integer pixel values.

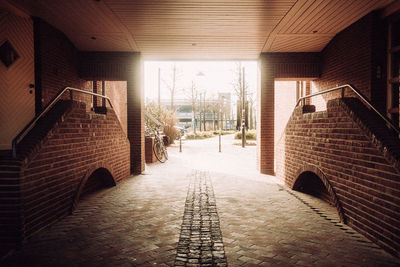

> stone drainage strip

[{"left": 175, "top": 170, "right": 227, "bottom": 266}]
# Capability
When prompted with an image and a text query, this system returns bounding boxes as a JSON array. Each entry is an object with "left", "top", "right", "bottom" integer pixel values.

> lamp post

[
  {"left": 192, "top": 71, "right": 205, "bottom": 134},
  {"left": 219, "top": 96, "right": 225, "bottom": 153},
  {"left": 241, "top": 67, "right": 246, "bottom": 148}
]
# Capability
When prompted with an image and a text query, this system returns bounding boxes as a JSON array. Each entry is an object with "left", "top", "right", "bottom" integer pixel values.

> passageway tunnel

[{"left": 1, "top": 0, "right": 400, "bottom": 262}]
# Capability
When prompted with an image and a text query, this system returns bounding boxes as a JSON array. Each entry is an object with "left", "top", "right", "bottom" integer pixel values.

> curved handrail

[
  {"left": 296, "top": 84, "right": 400, "bottom": 136},
  {"left": 12, "top": 87, "right": 113, "bottom": 158}
]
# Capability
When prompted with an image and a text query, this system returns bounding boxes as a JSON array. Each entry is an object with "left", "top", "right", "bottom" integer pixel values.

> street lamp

[
  {"left": 241, "top": 67, "right": 246, "bottom": 148},
  {"left": 191, "top": 71, "right": 205, "bottom": 134}
]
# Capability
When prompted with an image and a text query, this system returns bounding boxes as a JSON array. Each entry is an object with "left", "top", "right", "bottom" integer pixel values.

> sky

[{"left": 144, "top": 61, "right": 258, "bottom": 104}]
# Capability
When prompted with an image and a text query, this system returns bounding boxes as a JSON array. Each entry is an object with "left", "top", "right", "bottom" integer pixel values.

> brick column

[
  {"left": 305, "top": 81, "right": 311, "bottom": 105},
  {"left": 257, "top": 56, "right": 275, "bottom": 175},
  {"left": 127, "top": 56, "right": 145, "bottom": 174}
]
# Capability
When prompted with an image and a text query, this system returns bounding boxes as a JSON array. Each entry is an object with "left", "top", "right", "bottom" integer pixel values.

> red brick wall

[
  {"left": 145, "top": 136, "right": 156, "bottom": 163},
  {"left": 258, "top": 53, "right": 320, "bottom": 174},
  {"left": 34, "top": 19, "right": 92, "bottom": 111},
  {"left": 313, "top": 11, "right": 387, "bottom": 107},
  {"left": 79, "top": 52, "right": 144, "bottom": 174},
  {"left": 19, "top": 101, "right": 130, "bottom": 240},
  {"left": 276, "top": 100, "right": 400, "bottom": 256},
  {"left": 258, "top": 58, "right": 275, "bottom": 174},
  {"left": 105, "top": 81, "right": 128, "bottom": 135}
]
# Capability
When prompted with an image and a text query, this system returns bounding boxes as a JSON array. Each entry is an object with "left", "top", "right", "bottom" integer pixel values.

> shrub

[
  {"left": 234, "top": 129, "right": 257, "bottom": 140},
  {"left": 145, "top": 103, "right": 179, "bottom": 145},
  {"left": 185, "top": 131, "right": 215, "bottom": 139},
  {"left": 212, "top": 130, "right": 235, "bottom": 135}
]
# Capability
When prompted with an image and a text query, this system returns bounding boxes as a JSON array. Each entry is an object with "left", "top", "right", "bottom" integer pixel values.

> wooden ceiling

[{"left": 5, "top": 0, "right": 395, "bottom": 59}]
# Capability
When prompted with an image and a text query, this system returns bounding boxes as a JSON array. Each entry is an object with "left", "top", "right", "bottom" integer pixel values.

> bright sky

[{"left": 144, "top": 61, "right": 258, "bottom": 104}]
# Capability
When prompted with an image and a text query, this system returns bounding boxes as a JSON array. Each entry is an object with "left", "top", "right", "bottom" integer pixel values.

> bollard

[
  {"left": 219, "top": 132, "right": 221, "bottom": 152},
  {"left": 179, "top": 135, "right": 182, "bottom": 152}
]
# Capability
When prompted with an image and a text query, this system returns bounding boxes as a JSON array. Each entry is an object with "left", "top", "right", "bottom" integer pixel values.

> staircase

[
  {"left": 14, "top": 100, "right": 73, "bottom": 160},
  {"left": 276, "top": 87, "right": 400, "bottom": 256},
  {"left": 0, "top": 151, "right": 22, "bottom": 258},
  {"left": 340, "top": 98, "right": 400, "bottom": 169}
]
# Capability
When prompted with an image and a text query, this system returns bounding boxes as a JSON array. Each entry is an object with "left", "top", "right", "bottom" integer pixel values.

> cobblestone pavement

[
  {"left": 175, "top": 170, "right": 226, "bottom": 266},
  {"left": 2, "top": 134, "right": 400, "bottom": 266}
]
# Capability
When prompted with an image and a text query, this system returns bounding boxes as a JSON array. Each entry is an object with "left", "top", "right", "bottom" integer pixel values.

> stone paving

[
  {"left": 175, "top": 170, "right": 226, "bottom": 266},
  {"left": 2, "top": 134, "right": 400, "bottom": 266}
]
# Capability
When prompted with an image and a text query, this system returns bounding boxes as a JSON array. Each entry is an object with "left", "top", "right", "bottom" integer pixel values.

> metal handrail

[
  {"left": 12, "top": 87, "right": 113, "bottom": 158},
  {"left": 296, "top": 84, "right": 400, "bottom": 135}
]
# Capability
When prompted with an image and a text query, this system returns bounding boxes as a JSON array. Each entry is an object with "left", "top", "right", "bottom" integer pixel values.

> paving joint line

[
  {"left": 175, "top": 170, "right": 227, "bottom": 266},
  {"left": 277, "top": 184, "right": 380, "bottom": 249}
]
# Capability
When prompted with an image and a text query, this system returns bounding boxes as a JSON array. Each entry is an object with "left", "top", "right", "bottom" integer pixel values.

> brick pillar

[
  {"left": 257, "top": 57, "right": 275, "bottom": 175},
  {"left": 305, "top": 81, "right": 311, "bottom": 105},
  {"left": 127, "top": 55, "right": 145, "bottom": 174}
]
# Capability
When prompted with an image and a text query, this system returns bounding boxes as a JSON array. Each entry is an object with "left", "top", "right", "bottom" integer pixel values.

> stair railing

[
  {"left": 296, "top": 84, "right": 400, "bottom": 136},
  {"left": 12, "top": 87, "right": 113, "bottom": 158}
]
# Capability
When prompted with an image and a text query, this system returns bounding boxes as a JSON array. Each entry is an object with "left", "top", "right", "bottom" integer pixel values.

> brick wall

[
  {"left": 145, "top": 136, "right": 157, "bottom": 163},
  {"left": 313, "top": 11, "right": 387, "bottom": 107},
  {"left": 33, "top": 20, "right": 140, "bottom": 174},
  {"left": 276, "top": 99, "right": 400, "bottom": 256},
  {"left": 19, "top": 100, "right": 130, "bottom": 240},
  {"left": 92, "top": 81, "right": 128, "bottom": 135},
  {"left": 80, "top": 52, "right": 144, "bottom": 174},
  {"left": 258, "top": 53, "right": 320, "bottom": 174},
  {"left": 106, "top": 81, "right": 128, "bottom": 135},
  {"left": 34, "top": 19, "right": 92, "bottom": 111}
]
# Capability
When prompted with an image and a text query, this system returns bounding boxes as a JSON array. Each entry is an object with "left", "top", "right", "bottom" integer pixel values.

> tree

[
  {"left": 206, "top": 94, "right": 220, "bottom": 131},
  {"left": 232, "top": 62, "right": 249, "bottom": 130},
  {"left": 163, "top": 64, "right": 182, "bottom": 111},
  {"left": 184, "top": 81, "right": 199, "bottom": 134},
  {"left": 247, "top": 91, "right": 255, "bottom": 129}
]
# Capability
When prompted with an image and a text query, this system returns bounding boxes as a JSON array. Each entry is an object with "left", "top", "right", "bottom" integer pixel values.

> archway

[
  {"left": 292, "top": 167, "right": 346, "bottom": 223},
  {"left": 72, "top": 167, "right": 116, "bottom": 211}
]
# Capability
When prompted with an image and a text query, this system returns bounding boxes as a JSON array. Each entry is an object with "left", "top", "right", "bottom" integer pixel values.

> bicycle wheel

[{"left": 153, "top": 141, "right": 167, "bottom": 163}]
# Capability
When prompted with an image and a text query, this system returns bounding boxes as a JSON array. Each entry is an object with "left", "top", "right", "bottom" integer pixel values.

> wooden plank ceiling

[{"left": 8, "top": 0, "right": 394, "bottom": 59}]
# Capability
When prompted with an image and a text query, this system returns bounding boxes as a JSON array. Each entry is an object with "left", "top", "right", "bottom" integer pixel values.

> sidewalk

[{"left": 2, "top": 134, "right": 399, "bottom": 266}]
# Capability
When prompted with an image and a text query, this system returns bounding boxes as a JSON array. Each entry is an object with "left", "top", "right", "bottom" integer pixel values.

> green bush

[
  {"left": 185, "top": 131, "right": 215, "bottom": 139},
  {"left": 234, "top": 130, "right": 257, "bottom": 140}
]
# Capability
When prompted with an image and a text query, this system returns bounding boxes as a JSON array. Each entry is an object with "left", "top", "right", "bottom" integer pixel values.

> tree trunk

[
  {"left": 249, "top": 101, "right": 253, "bottom": 129},
  {"left": 171, "top": 65, "right": 176, "bottom": 111},
  {"left": 213, "top": 111, "right": 216, "bottom": 130}
]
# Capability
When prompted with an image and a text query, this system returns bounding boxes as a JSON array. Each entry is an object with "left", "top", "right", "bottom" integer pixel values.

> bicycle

[{"left": 147, "top": 126, "right": 168, "bottom": 163}]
